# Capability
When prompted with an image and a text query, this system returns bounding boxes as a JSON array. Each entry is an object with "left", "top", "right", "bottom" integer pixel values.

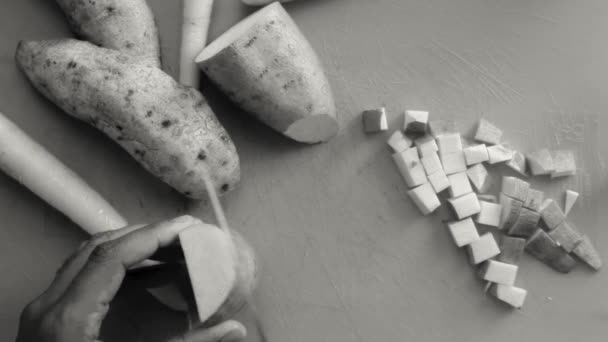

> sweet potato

[{"left": 16, "top": 39, "right": 239, "bottom": 199}]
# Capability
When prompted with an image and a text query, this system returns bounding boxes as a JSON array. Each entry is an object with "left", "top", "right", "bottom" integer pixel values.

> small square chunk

[
  {"left": 548, "top": 221, "right": 583, "bottom": 253},
  {"left": 448, "top": 192, "right": 481, "bottom": 219},
  {"left": 539, "top": 199, "right": 566, "bottom": 231},
  {"left": 476, "top": 201, "right": 502, "bottom": 227},
  {"left": 437, "top": 133, "right": 463, "bottom": 155},
  {"left": 415, "top": 135, "right": 439, "bottom": 156},
  {"left": 466, "top": 164, "right": 489, "bottom": 192},
  {"left": 467, "top": 233, "right": 500, "bottom": 264},
  {"left": 527, "top": 149, "right": 554, "bottom": 176},
  {"left": 487, "top": 144, "right": 514, "bottom": 164},
  {"left": 403, "top": 110, "right": 429, "bottom": 133},
  {"left": 408, "top": 183, "right": 441, "bottom": 215},
  {"left": 362, "top": 108, "right": 388, "bottom": 133},
  {"left": 501, "top": 176, "right": 530, "bottom": 202},
  {"left": 463, "top": 144, "right": 489, "bottom": 165},
  {"left": 393, "top": 148, "right": 426, "bottom": 188},
  {"left": 489, "top": 284, "right": 527, "bottom": 309},
  {"left": 573, "top": 235, "right": 602, "bottom": 271},
  {"left": 475, "top": 119, "right": 503, "bottom": 145},
  {"left": 499, "top": 194, "right": 523, "bottom": 231},
  {"left": 498, "top": 236, "right": 526, "bottom": 264},
  {"left": 429, "top": 119, "right": 458, "bottom": 138},
  {"left": 479, "top": 260, "right": 518, "bottom": 286},
  {"left": 387, "top": 130, "right": 413, "bottom": 153},
  {"left": 508, "top": 207, "right": 541, "bottom": 239},
  {"left": 447, "top": 218, "right": 480, "bottom": 247},
  {"left": 551, "top": 150, "right": 576, "bottom": 178},
  {"left": 564, "top": 190, "right": 579, "bottom": 215},
  {"left": 524, "top": 189, "right": 545, "bottom": 212},
  {"left": 506, "top": 151, "right": 528, "bottom": 177},
  {"left": 441, "top": 151, "right": 467, "bottom": 175},
  {"left": 428, "top": 170, "right": 450, "bottom": 193},
  {"left": 421, "top": 153, "right": 443, "bottom": 176},
  {"left": 448, "top": 172, "right": 473, "bottom": 198}
]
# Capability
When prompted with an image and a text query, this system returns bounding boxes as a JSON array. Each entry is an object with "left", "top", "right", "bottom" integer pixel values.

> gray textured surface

[{"left": 1, "top": 0, "right": 608, "bottom": 341}]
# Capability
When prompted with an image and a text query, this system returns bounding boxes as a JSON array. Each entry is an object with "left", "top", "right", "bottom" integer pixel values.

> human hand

[{"left": 15, "top": 215, "right": 247, "bottom": 342}]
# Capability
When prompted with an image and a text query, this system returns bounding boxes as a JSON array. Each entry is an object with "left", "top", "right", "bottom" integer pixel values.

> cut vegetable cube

[
  {"left": 479, "top": 260, "right": 518, "bottom": 286},
  {"left": 441, "top": 151, "right": 467, "bottom": 175},
  {"left": 478, "top": 194, "right": 498, "bottom": 203},
  {"left": 489, "top": 284, "right": 527, "bottom": 309},
  {"left": 449, "top": 192, "right": 481, "bottom": 220},
  {"left": 447, "top": 218, "right": 480, "bottom": 247},
  {"left": 437, "top": 133, "right": 463, "bottom": 155},
  {"left": 527, "top": 149, "right": 554, "bottom": 176},
  {"left": 506, "top": 151, "right": 528, "bottom": 177},
  {"left": 421, "top": 153, "right": 443, "bottom": 176},
  {"left": 463, "top": 144, "right": 489, "bottom": 165},
  {"left": 428, "top": 170, "right": 450, "bottom": 193},
  {"left": 572, "top": 235, "right": 602, "bottom": 271},
  {"left": 499, "top": 194, "right": 523, "bottom": 231},
  {"left": 501, "top": 176, "right": 530, "bottom": 202},
  {"left": 403, "top": 110, "right": 429, "bottom": 133},
  {"left": 362, "top": 108, "right": 387, "bottom": 133},
  {"left": 487, "top": 145, "right": 514, "bottom": 164},
  {"left": 525, "top": 229, "right": 577, "bottom": 273},
  {"left": 408, "top": 183, "right": 441, "bottom": 215},
  {"left": 467, "top": 232, "right": 500, "bottom": 264},
  {"left": 548, "top": 221, "right": 582, "bottom": 253},
  {"left": 415, "top": 135, "right": 439, "bottom": 156},
  {"left": 564, "top": 190, "right": 579, "bottom": 215},
  {"left": 551, "top": 150, "right": 576, "bottom": 178},
  {"left": 448, "top": 172, "right": 473, "bottom": 198},
  {"left": 498, "top": 236, "right": 526, "bottom": 264},
  {"left": 429, "top": 119, "right": 457, "bottom": 138},
  {"left": 476, "top": 201, "right": 502, "bottom": 227},
  {"left": 395, "top": 147, "right": 420, "bottom": 167},
  {"left": 508, "top": 207, "right": 541, "bottom": 239},
  {"left": 393, "top": 148, "right": 427, "bottom": 188},
  {"left": 474, "top": 119, "right": 503, "bottom": 145},
  {"left": 523, "top": 189, "right": 544, "bottom": 212},
  {"left": 387, "top": 130, "right": 413, "bottom": 153},
  {"left": 466, "top": 164, "right": 489, "bottom": 192},
  {"left": 539, "top": 199, "right": 566, "bottom": 231}
]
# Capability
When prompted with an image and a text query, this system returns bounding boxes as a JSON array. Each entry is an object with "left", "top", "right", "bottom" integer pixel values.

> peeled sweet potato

[{"left": 16, "top": 39, "right": 239, "bottom": 199}]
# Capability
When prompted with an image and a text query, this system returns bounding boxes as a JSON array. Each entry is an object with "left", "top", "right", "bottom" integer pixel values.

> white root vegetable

[
  {"left": 242, "top": 0, "right": 296, "bottom": 5},
  {"left": 180, "top": 0, "right": 215, "bottom": 87},
  {"left": 0, "top": 112, "right": 127, "bottom": 234},
  {"left": 197, "top": 3, "right": 338, "bottom": 143}
]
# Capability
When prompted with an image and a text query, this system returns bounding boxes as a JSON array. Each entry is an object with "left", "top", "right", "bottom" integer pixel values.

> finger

[
  {"left": 124, "top": 263, "right": 188, "bottom": 289},
  {"left": 169, "top": 320, "right": 247, "bottom": 342}
]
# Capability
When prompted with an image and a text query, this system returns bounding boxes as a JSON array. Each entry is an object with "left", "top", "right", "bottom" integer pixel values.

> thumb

[{"left": 169, "top": 320, "right": 247, "bottom": 342}]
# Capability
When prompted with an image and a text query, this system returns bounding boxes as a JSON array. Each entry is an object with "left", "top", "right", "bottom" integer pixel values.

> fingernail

[
  {"left": 220, "top": 328, "right": 246, "bottom": 342},
  {"left": 172, "top": 215, "right": 195, "bottom": 224}
]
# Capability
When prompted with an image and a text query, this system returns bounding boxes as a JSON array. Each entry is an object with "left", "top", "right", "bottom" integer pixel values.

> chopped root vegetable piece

[
  {"left": 501, "top": 176, "right": 530, "bottom": 202},
  {"left": 416, "top": 135, "right": 439, "bottom": 156},
  {"left": 508, "top": 207, "right": 541, "bottom": 239},
  {"left": 466, "top": 164, "right": 489, "bottom": 192},
  {"left": 387, "top": 130, "right": 413, "bottom": 153},
  {"left": 441, "top": 151, "right": 467, "bottom": 175},
  {"left": 403, "top": 110, "right": 429, "bottom": 133},
  {"left": 564, "top": 190, "right": 579, "bottom": 215},
  {"left": 476, "top": 201, "right": 502, "bottom": 228},
  {"left": 572, "top": 235, "right": 602, "bottom": 271},
  {"left": 362, "top": 108, "right": 388, "bottom": 133},
  {"left": 499, "top": 194, "right": 523, "bottom": 231},
  {"left": 551, "top": 150, "right": 576, "bottom": 178},
  {"left": 477, "top": 194, "right": 498, "bottom": 203},
  {"left": 463, "top": 144, "right": 489, "bottom": 165},
  {"left": 498, "top": 236, "right": 526, "bottom": 264},
  {"left": 474, "top": 119, "right": 503, "bottom": 145},
  {"left": 428, "top": 170, "right": 450, "bottom": 193},
  {"left": 487, "top": 144, "right": 514, "bottom": 164},
  {"left": 524, "top": 189, "right": 544, "bottom": 212},
  {"left": 527, "top": 149, "right": 554, "bottom": 176},
  {"left": 489, "top": 284, "right": 527, "bottom": 309},
  {"left": 548, "top": 221, "right": 582, "bottom": 253},
  {"left": 448, "top": 172, "right": 473, "bottom": 198},
  {"left": 437, "top": 133, "right": 463, "bottom": 155},
  {"left": 539, "top": 199, "right": 566, "bottom": 231},
  {"left": 421, "top": 153, "right": 443, "bottom": 176},
  {"left": 408, "top": 183, "right": 441, "bottom": 215},
  {"left": 525, "top": 229, "right": 577, "bottom": 273},
  {"left": 506, "top": 151, "right": 528, "bottom": 177},
  {"left": 447, "top": 218, "right": 480, "bottom": 247},
  {"left": 479, "top": 260, "right": 518, "bottom": 286},
  {"left": 429, "top": 119, "right": 458, "bottom": 138},
  {"left": 467, "top": 233, "right": 500, "bottom": 264},
  {"left": 395, "top": 161, "right": 427, "bottom": 188},
  {"left": 448, "top": 192, "right": 481, "bottom": 220}
]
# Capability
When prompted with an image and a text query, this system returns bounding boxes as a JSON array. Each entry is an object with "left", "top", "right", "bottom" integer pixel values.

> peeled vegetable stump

[
  {"left": 180, "top": 223, "right": 257, "bottom": 325},
  {"left": 387, "top": 130, "right": 412, "bottom": 153},
  {"left": 467, "top": 233, "right": 500, "bottom": 264},
  {"left": 179, "top": 0, "right": 215, "bottom": 87},
  {"left": 475, "top": 119, "right": 503, "bottom": 145},
  {"left": 362, "top": 108, "right": 388, "bottom": 133},
  {"left": 403, "top": 110, "right": 429, "bottom": 133},
  {"left": 55, "top": 0, "right": 160, "bottom": 67},
  {"left": 16, "top": 39, "right": 240, "bottom": 199},
  {"left": 196, "top": 3, "right": 338, "bottom": 143}
]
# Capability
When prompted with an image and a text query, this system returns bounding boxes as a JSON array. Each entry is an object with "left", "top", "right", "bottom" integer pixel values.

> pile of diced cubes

[{"left": 362, "top": 108, "right": 602, "bottom": 309}]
